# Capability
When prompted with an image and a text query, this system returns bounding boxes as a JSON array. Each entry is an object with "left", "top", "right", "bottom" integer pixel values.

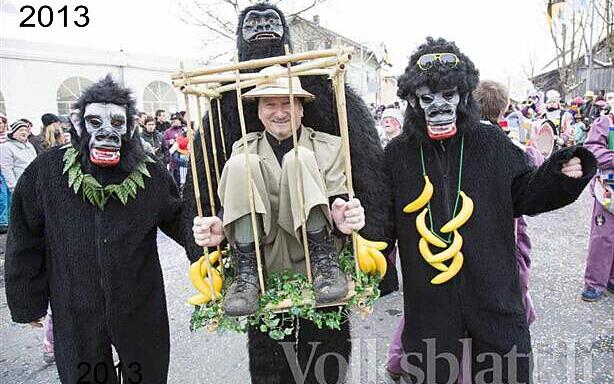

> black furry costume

[
  {"left": 5, "top": 76, "right": 185, "bottom": 384},
  {"left": 182, "top": 4, "right": 396, "bottom": 383},
  {"left": 383, "top": 38, "right": 597, "bottom": 383}
]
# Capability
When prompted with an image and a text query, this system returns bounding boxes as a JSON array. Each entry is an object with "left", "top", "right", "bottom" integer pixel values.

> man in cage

[{"left": 192, "top": 65, "right": 366, "bottom": 316}]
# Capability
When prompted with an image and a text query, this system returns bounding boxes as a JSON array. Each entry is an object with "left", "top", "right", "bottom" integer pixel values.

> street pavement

[{"left": 0, "top": 190, "right": 612, "bottom": 383}]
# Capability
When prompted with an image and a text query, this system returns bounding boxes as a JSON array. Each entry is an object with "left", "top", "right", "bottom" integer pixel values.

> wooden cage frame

[{"left": 172, "top": 46, "right": 369, "bottom": 313}]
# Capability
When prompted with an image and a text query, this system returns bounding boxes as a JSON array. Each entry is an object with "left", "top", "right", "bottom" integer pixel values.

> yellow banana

[
  {"left": 403, "top": 175, "right": 434, "bottom": 213},
  {"left": 367, "top": 247, "right": 388, "bottom": 278},
  {"left": 357, "top": 234, "right": 388, "bottom": 251},
  {"left": 187, "top": 292, "right": 211, "bottom": 306},
  {"left": 430, "top": 252, "right": 464, "bottom": 285},
  {"left": 440, "top": 191, "right": 474, "bottom": 233},
  {"left": 418, "top": 238, "right": 449, "bottom": 272},
  {"left": 200, "top": 250, "right": 223, "bottom": 277},
  {"left": 189, "top": 256, "right": 211, "bottom": 295},
  {"left": 209, "top": 268, "right": 223, "bottom": 293},
  {"left": 416, "top": 208, "right": 447, "bottom": 248},
  {"left": 426, "top": 230, "right": 463, "bottom": 264},
  {"left": 357, "top": 243, "right": 376, "bottom": 274}
]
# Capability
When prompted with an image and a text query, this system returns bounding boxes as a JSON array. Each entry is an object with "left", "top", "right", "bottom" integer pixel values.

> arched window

[
  {"left": 142, "top": 81, "right": 178, "bottom": 116},
  {"left": 57, "top": 76, "right": 93, "bottom": 115},
  {"left": 0, "top": 91, "right": 5, "bottom": 115}
]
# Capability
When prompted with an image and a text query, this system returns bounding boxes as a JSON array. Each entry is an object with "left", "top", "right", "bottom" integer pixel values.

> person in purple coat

[{"left": 581, "top": 114, "right": 614, "bottom": 301}]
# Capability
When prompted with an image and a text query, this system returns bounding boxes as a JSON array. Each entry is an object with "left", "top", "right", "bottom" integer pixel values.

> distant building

[
  {"left": 0, "top": 38, "right": 201, "bottom": 131},
  {"left": 532, "top": 36, "right": 613, "bottom": 98},
  {"left": 288, "top": 15, "right": 395, "bottom": 105}
]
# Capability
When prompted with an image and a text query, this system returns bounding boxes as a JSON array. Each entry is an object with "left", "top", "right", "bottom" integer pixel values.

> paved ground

[{"left": 0, "top": 190, "right": 612, "bottom": 383}]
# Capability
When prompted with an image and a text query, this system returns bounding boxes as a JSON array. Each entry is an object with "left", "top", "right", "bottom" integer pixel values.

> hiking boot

[
  {"left": 308, "top": 227, "right": 348, "bottom": 303},
  {"left": 223, "top": 242, "right": 261, "bottom": 316}
]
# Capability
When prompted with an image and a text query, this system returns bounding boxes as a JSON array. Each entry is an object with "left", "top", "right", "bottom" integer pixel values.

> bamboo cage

[{"left": 175, "top": 46, "right": 372, "bottom": 314}]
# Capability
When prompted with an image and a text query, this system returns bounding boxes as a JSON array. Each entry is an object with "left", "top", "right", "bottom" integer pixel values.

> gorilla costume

[
  {"left": 5, "top": 76, "right": 185, "bottom": 383},
  {"left": 182, "top": 3, "right": 396, "bottom": 383},
  {"left": 383, "top": 37, "right": 596, "bottom": 383}
]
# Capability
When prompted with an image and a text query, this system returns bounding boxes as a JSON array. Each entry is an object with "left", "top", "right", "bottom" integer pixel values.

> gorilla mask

[
  {"left": 416, "top": 86, "right": 460, "bottom": 140},
  {"left": 73, "top": 75, "right": 146, "bottom": 173},
  {"left": 236, "top": 3, "right": 290, "bottom": 63},
  {"left": 83, "top": 103, "right": 126, "bottom": 167},
  {"left": 397, "top": 37, "right": 480, "bottom": 142},
  {"left": 242, "top": 9, "right": 284, "bottom": 41}
]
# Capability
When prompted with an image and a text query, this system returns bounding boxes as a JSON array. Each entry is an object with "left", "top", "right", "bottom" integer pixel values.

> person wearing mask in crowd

[
  {"left": 155, "top": 109, "right": 170, "bottom": 133},
  {"left": 30, "top": 113, "right": 65, "bottom": 154},
  {"left": 142, "top": 116, "right": 169, "bottom": 164},
  {"left": 0, "top": 113, "right": 8, "bottom": 233},
  {"left": 0, "top": 120, "right": 37, "bottom": 210}
]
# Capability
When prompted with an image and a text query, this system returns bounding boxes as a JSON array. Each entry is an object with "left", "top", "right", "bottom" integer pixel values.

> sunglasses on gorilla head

[{"left": 416, "top": 53, "right": 459, "bottom": 70}]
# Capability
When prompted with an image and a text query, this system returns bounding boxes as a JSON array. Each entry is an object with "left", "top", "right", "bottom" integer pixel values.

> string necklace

[{"left": 419, "top": 134, "right": 465, "bottom": 244}]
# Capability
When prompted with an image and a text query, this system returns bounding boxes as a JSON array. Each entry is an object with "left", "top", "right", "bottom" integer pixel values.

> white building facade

[{"left": 1, "top": 38, "right": 201, "bottom": 132}]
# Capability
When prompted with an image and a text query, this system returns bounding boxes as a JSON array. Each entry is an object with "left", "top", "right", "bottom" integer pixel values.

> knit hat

[
  {"left": 9, "top": 119, "right": 30, "bottom": 135},
  {"left": 41, "top": 113, "right": 60, "bottom": 127},
  {"left": 381, "top": 108, "right": 404, "bottom": 126}
]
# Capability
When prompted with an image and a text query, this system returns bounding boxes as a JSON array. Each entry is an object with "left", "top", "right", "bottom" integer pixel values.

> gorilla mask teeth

[
  {"left": 252, "top": 32, "right": 279, "bottom": 40},
  {"left": 91, "top": 147, "right": 121, "bottom": 167},
  {"left": 427, "top": 123, "right": 457, "bottom": 140}
]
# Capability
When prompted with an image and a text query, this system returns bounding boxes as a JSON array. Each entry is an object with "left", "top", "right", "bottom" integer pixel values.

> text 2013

[{"left": 20, "top": 5, "right": 89, "bottom": 28}]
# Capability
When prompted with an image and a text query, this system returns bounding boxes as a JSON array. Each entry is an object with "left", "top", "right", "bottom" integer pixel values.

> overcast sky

[{"left": 1, "top": 0, "right": 563, "bottom": 98}]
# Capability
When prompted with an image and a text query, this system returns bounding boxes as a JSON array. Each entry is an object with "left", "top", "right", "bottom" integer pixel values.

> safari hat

[{"left": 243, "top": 65, "right": 315, "bottom": 101}]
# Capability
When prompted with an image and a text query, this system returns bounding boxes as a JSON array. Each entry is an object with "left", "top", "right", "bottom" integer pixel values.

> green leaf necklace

[{"left": 62, "top": 146, "right": 154, "bottom": 210}]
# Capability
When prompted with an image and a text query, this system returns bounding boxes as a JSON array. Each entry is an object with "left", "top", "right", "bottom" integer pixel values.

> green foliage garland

[
  {"left": 62, "top": 147, "right": 155, "bottom": 210},
  {"left": 190, "top": 245, "right": 381, "bottom": 340}
]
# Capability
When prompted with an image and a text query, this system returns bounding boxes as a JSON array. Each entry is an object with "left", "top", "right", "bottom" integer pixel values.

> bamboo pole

[
  {"left": 173, "top": 69, "right": 336, "bottom": 87},
  {"left": 215, "top": 98, "right": 228, "bottom": 161},
  {"left": 284, "top": 45, "right": 313, "bottom": 284},
  {"left": 215, "top": 56, "right": 346, "bottom": 95},
  {"left": 171, "top": 48, "right": 353, "bottom": 80},
  {"left": 194, "top": 96, "right": 224, "bottom": 281},
  {"left": 180, "top": 85, "right": 220, "bottom": 98},
  {"left": 204, "top": 95, "right": 221, "bottom": 184},
  {"left": 331, "top": 68, "right": 360, "bottom": 276},
  {"left": 234, "top": 56, "right": 266, "bottom": 295},
  {"left": 184, "top": 91, "right": 218, "bottom": 301}
]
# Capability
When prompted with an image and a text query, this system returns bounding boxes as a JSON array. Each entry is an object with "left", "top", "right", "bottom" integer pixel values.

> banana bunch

[
  {"left": 355, "top": 234, "right": 388, "bottom": 278},
  {"left": 187, "top": 250, "right": 224, "bottom": 305},
  {"left": 404, "top": 176, "right": 474, "bottom": 284}
]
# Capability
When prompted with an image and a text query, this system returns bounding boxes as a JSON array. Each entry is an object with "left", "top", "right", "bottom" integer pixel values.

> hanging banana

[
  {"left": 416, "top": 208, "right": 447, "bottom": 248},
  {"left": 187, "top": 251, "right": 224, "bottom": 306},
  {"left": 430, "top": 252, "right": 464, "bottom": 285},
  {"left": 440, "top": 191, "right": 474, "bottom": 233},
  {"left": 420, "top": 230, "right": 463, "bottom": 264},
  {"left": 403, "top": 175, "right": 433, "bottom": 213},
  {"left": 418, "top": 238, "right": 449, "bottom": 272},
  {"left": 355, "top": 233, "right": 388, "bottom": 278}
]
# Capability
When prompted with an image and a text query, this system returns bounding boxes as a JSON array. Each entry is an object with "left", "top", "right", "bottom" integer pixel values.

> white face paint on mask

[{"left": 83, "top": 103, "right": 129, "bottom": 167}]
